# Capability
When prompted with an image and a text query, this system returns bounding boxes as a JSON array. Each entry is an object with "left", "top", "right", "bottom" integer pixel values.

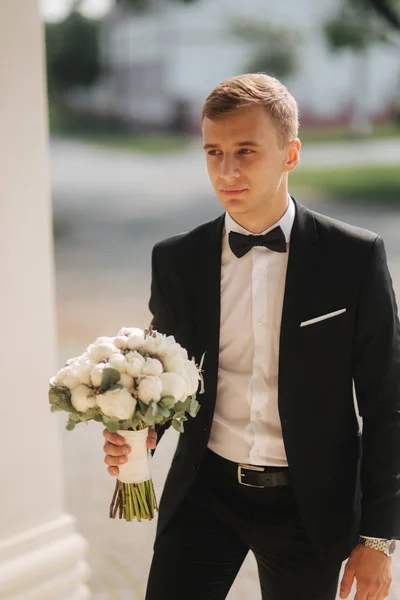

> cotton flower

[
  {"left": 96, "top": 388, "right": 137, "bottom": 420},
  {"left": 142, "top": 357, "right": 163, "bottom": 377},
  {"left": 63, "top": 372, "right": 81, "bottom": 390},
  {"left": 55, "top": 366, "right": 71, "bottom": 386},
  {"left": 89, "top": 342, "right": 118, "bottom": 363},
  {"left": 142, "top": 332, "right": 178, "bottom": 356},
  {"left": 119, "top": 373, "right": 134, "bottom": 389},
  {"left": 184, "top": 359, "right": 201, "bottom": 395},
  {"left": 108, "top": 353, "right": 127, "bottom": 374},
  {"left": 137, "top": 376, "right": 162, "bottom": 405},
  {"left": 71, "top": 384, "right": 97, "bottom": 412},
  {"left": 117, "top": 327, "right": 142, "bottom": 337},
  {"left": 125, "top": 351, "right": 145, "bottom": 377},
  {"left": 90, "top": 363, "right": 107, "bottom": 388},
  {"left": 113, "top": 335, "right": 128, "bottom": 350},
  {"left": 75, "top": 359, "right": 94, "bottom": 387},
  {"left": 163, "top": 353, "right": 186, "bottom": 377},
  {"left": 160, "top": 372, "right": 187, "bottom": 403},
  {"left": 126, "top": 329, "right": 145, "bottom": 351}
]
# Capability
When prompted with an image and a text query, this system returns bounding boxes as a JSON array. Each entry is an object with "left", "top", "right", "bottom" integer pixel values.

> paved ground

[{"left": 51, "top": 138, "right": 400, "bottom": 599}]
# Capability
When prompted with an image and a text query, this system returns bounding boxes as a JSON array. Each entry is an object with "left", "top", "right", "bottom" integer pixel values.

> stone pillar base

[{"left": 0, "top": 514, "right": 90, "bottom": 600}]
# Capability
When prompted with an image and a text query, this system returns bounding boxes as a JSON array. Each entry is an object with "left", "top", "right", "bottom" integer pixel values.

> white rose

[
  {"left": 113, "top": 335, "right": 128, "bottom": 350},
  {"left": 163, "top": 353, "right": 186, "bottom": 376},
  {"left": 108, "top": 353, "right": 127, "bottom": 374},
  {"left": 160, "top": 372, "right": 187, "bottom": 403},
  {"left": 89, "top": 342, "right": 118, "bottom": 363},
  {"left": 142, "top": 357, "right": 163, "bottom": 377},
  {"left": 184, "top": 359, "right": 201, "bottom": 395},
  {"left": 126, "top": 329, "right": 145, "bottom": 350},
  {"left": 90, "top": 363, "right": 107, "bottom": 388},
  {"left": 96, "top": 388, "right": 136, "bottom": 420},
  {"left": 137, "top": 376, "right": 162, "bottom": 405},
  {"left": 125, "top": 351, "right": 145, "bottom": 377},
  {"left": 119, "top": 373, "right": 134, "bottom": 389},
  {"left": 55, "top": 365, "right": 71, "bottom": 386},
  {"left": 71, "top": 384, "right": 97, "bottom": 412}
]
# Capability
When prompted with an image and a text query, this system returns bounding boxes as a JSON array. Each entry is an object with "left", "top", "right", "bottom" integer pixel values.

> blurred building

[{"left": 69, "top": 0, "right": 400, "bottom": 131}]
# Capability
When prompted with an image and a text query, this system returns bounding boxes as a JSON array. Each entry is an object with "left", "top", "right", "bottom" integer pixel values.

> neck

[{"left": 228, "top": 191, "right": 289, "bottom": 235}]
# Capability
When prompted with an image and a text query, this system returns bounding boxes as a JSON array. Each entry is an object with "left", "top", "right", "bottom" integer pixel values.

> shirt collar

[{"left": 224, "top": 194, "right": 295, "bottom": 244}]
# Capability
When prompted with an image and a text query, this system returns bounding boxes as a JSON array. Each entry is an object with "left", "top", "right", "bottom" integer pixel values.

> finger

[
  {"left": 383, "top": 580, "right": 392, "bottom": 599},
  {"left": 353, "top": 588, "right": 368, "bottom": 600},
  {"left": 340, "top": 566, "right": 356, "bottom": 598},
  {"left": 147, "top": 430, "right": 157, "bottom": 449},
  {"left": 104, "top": 453, "right": 128, "bottom": 467},
  {"left": 107, "top": 465, "right": 119, "bottom": 476},
  {"left": 103, "top": 441, "right": 131, "bottom": 457},
  {"left": 102, "top": 429, "right": 126, "bottom": 445}
]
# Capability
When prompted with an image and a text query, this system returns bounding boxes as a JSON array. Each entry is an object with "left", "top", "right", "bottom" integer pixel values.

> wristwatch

[{"left": 359, "top": 536, "right": 396, "bottom": 557}]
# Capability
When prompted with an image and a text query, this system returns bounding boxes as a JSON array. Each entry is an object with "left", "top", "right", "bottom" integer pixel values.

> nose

[{"left": 220, "top": 154, "right": 240, "bottom": 181}]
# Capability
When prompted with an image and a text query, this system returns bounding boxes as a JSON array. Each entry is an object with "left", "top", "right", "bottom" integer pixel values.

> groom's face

[{"left": 202, "top": 104, "right": 299, "bottom": 217}]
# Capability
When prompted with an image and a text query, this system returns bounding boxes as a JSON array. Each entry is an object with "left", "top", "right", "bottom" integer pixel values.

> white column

[{"left": 0, "top": 2, "right": 90, "bottom": 599}]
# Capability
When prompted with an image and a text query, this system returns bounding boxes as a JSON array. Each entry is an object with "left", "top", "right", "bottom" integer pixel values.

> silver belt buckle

[{"left": 237, "top": 463, "right": 266, "bottom": 488}]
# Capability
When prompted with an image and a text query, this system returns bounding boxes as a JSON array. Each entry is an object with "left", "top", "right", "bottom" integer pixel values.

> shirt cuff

[{"left": 360, "top": 535, "right": 388, "bottom": 541}]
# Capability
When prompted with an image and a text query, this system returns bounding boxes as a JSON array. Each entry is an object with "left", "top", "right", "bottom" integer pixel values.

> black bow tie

[{"left": 229, "top": 226, "right": 287, "bottom": 258}]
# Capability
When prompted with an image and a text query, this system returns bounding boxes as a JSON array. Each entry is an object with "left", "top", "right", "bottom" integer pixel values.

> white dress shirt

[{"left": 207, "top": 196, "right": 295, "bottom": 466}]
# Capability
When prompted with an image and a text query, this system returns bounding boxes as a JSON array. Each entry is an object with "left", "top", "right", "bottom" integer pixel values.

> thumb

[{"left": 339, "top": 563, "right": 355, "bottom": 599}]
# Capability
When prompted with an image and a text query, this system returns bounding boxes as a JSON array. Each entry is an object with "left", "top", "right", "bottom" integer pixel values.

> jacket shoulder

[
  {"left": 153, "top": 215, "right": 224, "bottom": 256},
  {"left": 309, "top": 207, "right": 379, "bottom": 248}
]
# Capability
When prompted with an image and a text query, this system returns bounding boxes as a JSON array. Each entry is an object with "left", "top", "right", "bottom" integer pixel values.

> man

[{"left": 103, "top": 73, "right": 400, "bottom": 599}]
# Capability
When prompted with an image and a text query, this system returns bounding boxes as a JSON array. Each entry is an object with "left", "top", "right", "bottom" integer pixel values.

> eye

[
  {"left": 207, "top": 149, "right": 222, "bottom": 156},
  {"left": 238, "top": 148, "right": 253, "bottom": 154}
]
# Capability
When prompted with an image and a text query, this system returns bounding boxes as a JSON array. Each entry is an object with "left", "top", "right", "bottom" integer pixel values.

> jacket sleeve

[
  {"left": 148, "top": 243, "right": 175, "bottom": 451},
  {"left": 353, "top": 236, "right": 400, "bottom": 539}
]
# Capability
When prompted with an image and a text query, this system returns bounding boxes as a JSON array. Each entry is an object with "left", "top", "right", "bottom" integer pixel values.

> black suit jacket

[{"left": 149, "top": 198, "right": 400, "bottom": 563}]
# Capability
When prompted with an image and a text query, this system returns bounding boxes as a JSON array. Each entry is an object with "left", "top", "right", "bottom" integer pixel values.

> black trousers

[{"left": 146, "top": 449, "right": 343, "bottom": 600}]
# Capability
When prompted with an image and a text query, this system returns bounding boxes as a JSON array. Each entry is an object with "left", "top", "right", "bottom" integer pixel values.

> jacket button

[{"left": 192, "top": 464, "right": 198, "bottom": 472}]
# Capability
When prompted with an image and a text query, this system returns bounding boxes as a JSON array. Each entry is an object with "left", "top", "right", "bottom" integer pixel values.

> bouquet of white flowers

[{"left": 49, "top": 326, "right": 204, "bottom": 522}]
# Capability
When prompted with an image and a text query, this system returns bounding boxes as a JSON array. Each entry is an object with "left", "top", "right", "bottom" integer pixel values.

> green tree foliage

[
  {"left": 231, "top": 19, "right": 300, "bottom": 79},
  {"left": 324, "top": 0, "right": 398, "bottom": 52},
  {"left": 45, "top": 9, "right": 100, "bottom": 96}
]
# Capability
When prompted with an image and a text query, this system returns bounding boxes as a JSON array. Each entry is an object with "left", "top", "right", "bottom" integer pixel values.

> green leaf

[
  {"left": 161, "top": 395, "right": 175, "bottom": 409},
  {"left": 143, "top": 404, "right": 156, "bottom": 426},
  {"left": 100, "top": 368, "right": 121, "bottom": 392},
  {"left": 66, "top": 421, "right": 76, "bottom": 431},
  {"left": 49, "top": 385, "right": 74, "bottom": 412},
  {"left": 69, "top": 413, "right": 82, "bottom": 423},
  {"left": 172, "top": 419, "right": 184, "bottom": 433},
  {"left": 174, "top": 398, "right": 189, "bottom": 413},
  {"left": 50, "top": 404, "right": 63, "bottom": 412},
  {"left": 108, "top": 383, "right": 123, "bottom": 392},
  {"left": 102, "top": 415, "right": 120, "bottom": 433},
  {"left": 138, "top": 400, "right": 149, "bottom": 414},
  {"left": 189, "top": 398, "right": 200, "bottom": 418},
  {"left": 158, "top": 403, "right": 171, "bottom": 419}
]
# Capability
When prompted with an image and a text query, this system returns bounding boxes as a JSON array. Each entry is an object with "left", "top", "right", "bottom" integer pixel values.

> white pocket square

[{"left": 300, "top": 308, "right": 346, "bottom": 328}]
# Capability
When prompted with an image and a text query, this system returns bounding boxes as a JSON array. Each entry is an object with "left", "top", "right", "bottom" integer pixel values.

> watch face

[{"left": 389, "top": 540, "right": 396, "bottom": 556}]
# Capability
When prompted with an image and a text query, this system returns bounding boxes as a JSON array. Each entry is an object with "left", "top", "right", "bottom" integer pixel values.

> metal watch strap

[{"left": 359, "top": 537, "right": 396, "bottom": 556}]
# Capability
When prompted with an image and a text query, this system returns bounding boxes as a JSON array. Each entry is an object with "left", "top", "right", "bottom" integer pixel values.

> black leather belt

[{"left": 237, "top": 464, "right": 289, "bottom": 488}]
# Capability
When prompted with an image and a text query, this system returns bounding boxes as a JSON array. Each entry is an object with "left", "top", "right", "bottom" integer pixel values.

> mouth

[{"left": 220, "top": 189, "right": 247, "bottom": 196}]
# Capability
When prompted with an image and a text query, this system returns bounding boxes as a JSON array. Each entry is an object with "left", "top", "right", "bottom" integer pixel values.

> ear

[{"left": 284, "top": 138, "right": 301, "bottom": 173}]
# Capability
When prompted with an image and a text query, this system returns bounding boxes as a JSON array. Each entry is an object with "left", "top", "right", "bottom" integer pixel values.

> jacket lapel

[
  {"left": 278, "top": 199, "right": 321, "bottom": 422},
  {"left": 192, "top": 214, "right": 224, "bottom": 416}
]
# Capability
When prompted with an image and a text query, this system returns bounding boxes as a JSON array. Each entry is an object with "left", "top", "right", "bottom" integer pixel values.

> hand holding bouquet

[{"left": 49, "top": 327, "right": 204, "bottom": 522}]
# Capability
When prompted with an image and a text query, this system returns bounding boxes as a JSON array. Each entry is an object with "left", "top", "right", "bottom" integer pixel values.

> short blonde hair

[{"left": 202, "top": 73, "right": 299, "bottom": 147}]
